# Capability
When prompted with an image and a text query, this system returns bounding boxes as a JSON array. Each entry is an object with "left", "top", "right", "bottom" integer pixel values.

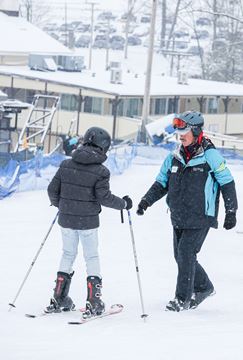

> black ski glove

[
  {"left": 123, "top": 195, "right": 133, "bottom": 210},
  {"left": 137, "top": 199, "right": 149, "bottom": 216},
  {"left": 223, "top": 212, "right": 236, "bottom": 230}
]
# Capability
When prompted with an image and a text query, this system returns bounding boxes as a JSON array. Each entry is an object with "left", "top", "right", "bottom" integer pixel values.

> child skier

[{"left": 46, "top": 126, "right": 132, "bottom": 317}]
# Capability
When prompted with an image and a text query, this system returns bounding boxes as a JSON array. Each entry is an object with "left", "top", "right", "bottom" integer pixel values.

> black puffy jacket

[
  {"left": 141, "top": 138, "right": 238, "bottom": 229},
  {"left": 47, "top": 145, "right": 126, "bottom": 229}
]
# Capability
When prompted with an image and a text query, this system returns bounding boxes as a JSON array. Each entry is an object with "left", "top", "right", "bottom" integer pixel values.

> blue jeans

[{"left": 59, "top": 226, "right": 101, "bottom": 278}]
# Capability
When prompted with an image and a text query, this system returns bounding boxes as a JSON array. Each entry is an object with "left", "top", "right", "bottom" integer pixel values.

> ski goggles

[{"left": 172, "top": 118, "right": 191, "bottom": 134}]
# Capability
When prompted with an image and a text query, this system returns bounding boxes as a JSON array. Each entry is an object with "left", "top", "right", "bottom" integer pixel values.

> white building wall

[
  {"left": 204, "top": 114, "right": 243, "bottom": 135},
  {"left": 14, "top": 109, "right": 141, "bottom": 139}
]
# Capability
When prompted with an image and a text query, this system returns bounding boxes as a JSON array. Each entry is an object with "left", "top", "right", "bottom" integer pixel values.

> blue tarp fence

[{"left": 1, "top": 143, "right": 243, "bottom": 200}]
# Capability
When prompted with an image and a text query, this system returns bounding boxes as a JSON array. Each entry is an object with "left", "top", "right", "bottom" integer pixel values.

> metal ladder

[{"left": 14, "top": 94, "right": 60, "bottom": 153}]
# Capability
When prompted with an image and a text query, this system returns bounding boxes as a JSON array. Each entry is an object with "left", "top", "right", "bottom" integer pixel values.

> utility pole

[
  {"left": 170, "top": 35, "right": 175, "bottom": 76},
  {"left": 212, "top": 0, "right": 217, "bottom": 43},
  {"left": 105, "top": 16, "right": 111, "bottom": 70},
  {"left": 86, "top": 1, "right": 99, "bottom": 70},
  {"left": 138, "top": 0, "right": 157, "bottom": 143},
  {"left": 64, "top": 1, "right": 68, "bottom": 47},
  {"left": 160, "top": 0, "right": 166, "bottom": 49},
  {"left": 124, "top": 0, "right": 135, "bottom": 59}
]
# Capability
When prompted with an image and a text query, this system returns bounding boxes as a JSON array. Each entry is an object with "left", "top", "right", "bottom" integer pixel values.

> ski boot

[
  {"left": 166, "top": 297, "right": 190, "bottom": 312},
  {"left": 45, "top": 271, "right": 75, "bottom": 313},
  {"left": 190, "top": 287, "right": 215, "bottom": 309},
  {"left": 83, "top": 276, "right": 105, "bottom": 319}
]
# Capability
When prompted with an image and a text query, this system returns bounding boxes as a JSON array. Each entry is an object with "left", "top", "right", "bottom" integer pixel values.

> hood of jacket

[{"left": 71, "top": 145, "right": 107, "bottom": 165}]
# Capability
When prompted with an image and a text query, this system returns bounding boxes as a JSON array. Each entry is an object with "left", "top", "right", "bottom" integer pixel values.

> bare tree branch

[{"left": 192, "top": 8, "right": 243, "bottom": 24}]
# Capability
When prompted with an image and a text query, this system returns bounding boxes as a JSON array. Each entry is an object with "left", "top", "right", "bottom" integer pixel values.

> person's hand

[
  {"left": 136, "top": 199, "right": 149, "bottom": 216},
  {"left": 123, "top": 195, "right": 133, "bottom": 210},
  {"left": 223, "top": 212, "right": 236, "bottom": 230}
]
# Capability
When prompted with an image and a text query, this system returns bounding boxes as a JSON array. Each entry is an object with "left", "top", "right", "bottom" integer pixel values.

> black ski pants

[{"left": 173, "top": 227, "right": 214, "bottom": 303}]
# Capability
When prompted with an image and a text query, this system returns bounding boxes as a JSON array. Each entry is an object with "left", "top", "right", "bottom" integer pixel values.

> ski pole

[
  {"left": 120, "top": 209, "right": 124, "bottom": 223},
  {"left": 126, "top": 209, "right": 148, "bottom": 321},
  {"left": 8, "top": 211, "right": 59, "bottom": 311}
]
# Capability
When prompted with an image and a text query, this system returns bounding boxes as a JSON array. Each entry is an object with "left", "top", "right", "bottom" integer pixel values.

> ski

[
  {"left": 68, "top": 304, "right": 123, "bottom": 325},
  {"left": 25, "top": 309, "right": 77, "bottom": 318}
]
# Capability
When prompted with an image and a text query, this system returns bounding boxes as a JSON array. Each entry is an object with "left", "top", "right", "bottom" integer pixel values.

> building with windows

[
  {"left": 1, "top": 63, "right": 243, "bottom": 143},
  {"left": 1, "top": 12, "right": 243, "bottom": 151}
]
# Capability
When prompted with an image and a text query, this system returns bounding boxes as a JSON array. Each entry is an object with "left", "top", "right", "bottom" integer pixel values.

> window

[
  {"left": 92, "top": 97, "right": 102, "bottom": 114},
  {"left": 61, "top": 94, "right": 78, "bottom": 111},
  {"left": 84, "top": 96, "right": 92, "bottom": 113},
  {"left": 154, "top": 98, "right": 166, "bottom": 115},
  {"left": 168, "top": 97, "right": 179, "bottom": 114},
  {"left": 117, "top": 99, "right": 124, "bottom": 116},
  {"left": 117, "top": 98, "right": 142, "bottom": 117},
  {"left": 125, "top": 98, "right": 140, "bottom": 117},
  {"left": 208, "top": 98, "right": 218, "bottom": 114},
  {"left": 83, "top": 96, "right": 103, "bottom": 114}
]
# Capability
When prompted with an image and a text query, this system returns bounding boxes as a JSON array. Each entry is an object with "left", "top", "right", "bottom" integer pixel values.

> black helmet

[
  {"left": 174, "top": 111, "right": 204, "bottom": 136},
  {"left": 83, "top": 127, "right": 111, "bottom": 153}
]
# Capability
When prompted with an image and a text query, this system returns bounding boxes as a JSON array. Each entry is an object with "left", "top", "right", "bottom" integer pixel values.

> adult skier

[
  {"left": 137, "top": 111, "right": 238, "bottom": 312},
  {"left": 46, "top": 127, "right": 132, "bottom": 317}
]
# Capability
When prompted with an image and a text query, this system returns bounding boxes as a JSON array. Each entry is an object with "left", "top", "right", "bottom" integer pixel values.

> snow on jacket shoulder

[{"left": 47, "top": 145, "right": 125, "bottom": 230}]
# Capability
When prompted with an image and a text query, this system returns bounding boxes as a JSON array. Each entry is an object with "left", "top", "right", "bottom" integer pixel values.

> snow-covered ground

[{"left": 0, "top": 157, "right": 243, "bottom": 360}]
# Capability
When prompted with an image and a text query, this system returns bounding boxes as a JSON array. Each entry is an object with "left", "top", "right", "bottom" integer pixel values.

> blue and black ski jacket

[{"left": 142, "top": 137, "right": 238, "bottom": 229}]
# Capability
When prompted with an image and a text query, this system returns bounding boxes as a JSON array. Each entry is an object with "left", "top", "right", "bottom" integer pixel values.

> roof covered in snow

[
  {"left": 1, "top": 36, "right": 243, "bottom": 98},
  {"left": 1, "top": 62, "right": 243, "bottom": 98},
  {"left": 0, "top": 12, "right": 71, "bottom": 55}
]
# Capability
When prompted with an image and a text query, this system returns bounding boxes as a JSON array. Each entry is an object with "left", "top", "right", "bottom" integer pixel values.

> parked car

[
  {"left": 141, "top": 16, "right": 150, "bottom": 23},
  {"left": 110, "top": 35, "right": 125, "bottom": 44},
  {"left": 110, "top": 41, "right": 124, "bottom": 50},
  {"left": 174, "top": 30, "right": 189, "bottom": 38},
  {"left": 127, "top": 35, "right": 142, "bottom": 46},
  {"left": 133, "top": 26, "right": 149, "bottom": 37},
  {"left": 121, "top": 13, "right": 136, "bottom": 22},
  {"left": 187, "top": 46, "right": 204, "bottom": 56},
  {"left": 48, "top": 32, "right": 59, "bottom": 41},
  {"left": 192, "top": 30, "right": 210, "bottom": 39},
  {"left": 175, "top": 41, "right": 188, "bottom": 49},
  {"left": 96, "top": 25, "right": 116, "bottom": 34},
  {"left": 110, "top": 35, "right": 125, "bottom": 50},
  {"left": 76, "top": 24, "right": 90, "bottom": 32},
  {"left": 59, "top": 23, "right": 74, "bottom": 31},
  {"left": 43, "top": 23, "right": 58, "bottom": 32},
  {"left": 75, "top": 35, "right": 90, "bottom": 48},
  {"left": 212, "top": 38, "right": 227, "bottom": 50},
  {"left": 71, "top": 21, "right": 82, "bottom": 29},
  {"left": 98, "top": 11, "right": 116, "bottom": 21},
  {"left": 196, "top": 17, "right": 211, "bottom": 26},
  {"left": 93, "top": 34, "right": 109, "bottom": 48}
]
